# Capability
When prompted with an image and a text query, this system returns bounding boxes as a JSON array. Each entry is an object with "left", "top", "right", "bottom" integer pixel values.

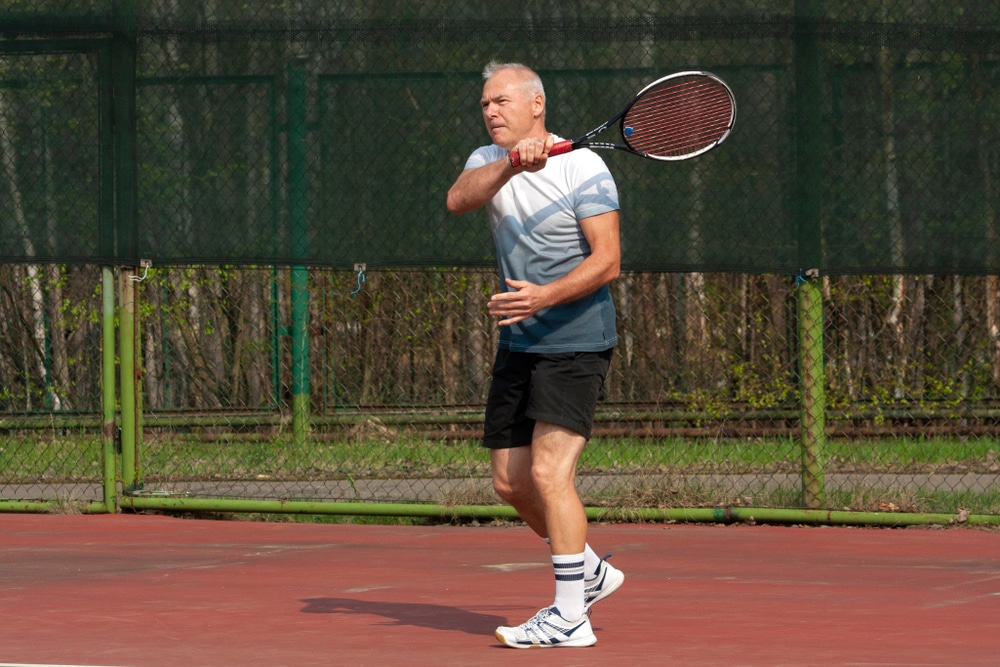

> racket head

[{"left": 619, "top": 71, "right": 736, "bottom": 161}]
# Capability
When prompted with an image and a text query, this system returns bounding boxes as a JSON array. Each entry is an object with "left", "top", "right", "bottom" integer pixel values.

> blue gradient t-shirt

[{"left": 464, "top": 140, "right": 620, "bottom": 353}]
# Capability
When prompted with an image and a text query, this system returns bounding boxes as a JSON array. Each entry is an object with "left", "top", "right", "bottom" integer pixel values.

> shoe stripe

[
  {"left": 518, "top": 620, "right": 587, "bottom": 645},
  {"left": 555, "top": 619, "right": 588, "bottom": 637},
  {"left": 505, "top": 608, "right": 592, "bottom": 647},
  {"left": 584, "top": 570, "right": 607, "bottom": 599},
  {"left": 584, "top": 558, "right": 623, "bottom": 609}
]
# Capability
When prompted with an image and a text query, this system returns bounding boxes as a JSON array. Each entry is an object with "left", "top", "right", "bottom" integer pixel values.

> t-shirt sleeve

[
  {"left": 464, "top": 145, "right": 505, "bottom": 170},
  {"left": 570, "top": 149, "right": 620, "bottom": 220}
]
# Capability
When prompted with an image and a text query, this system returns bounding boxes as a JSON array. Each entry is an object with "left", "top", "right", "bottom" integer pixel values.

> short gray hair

[{"left": 482, "top": 61, "right": 545, "bottom": 101}]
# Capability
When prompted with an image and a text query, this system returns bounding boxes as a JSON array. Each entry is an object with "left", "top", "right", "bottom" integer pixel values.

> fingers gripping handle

[{"left": 508, "top": 139, "right": 574, "bottom": 168}]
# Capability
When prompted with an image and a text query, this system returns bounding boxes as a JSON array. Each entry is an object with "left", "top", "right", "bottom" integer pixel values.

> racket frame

[{"left": 509, "top": 70, "right": 736, "bottom": 166}]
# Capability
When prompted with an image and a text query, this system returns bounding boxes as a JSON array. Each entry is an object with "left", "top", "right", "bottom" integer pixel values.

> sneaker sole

[{"left": 495, "top": 629, "right": 598, "bottom": 649}]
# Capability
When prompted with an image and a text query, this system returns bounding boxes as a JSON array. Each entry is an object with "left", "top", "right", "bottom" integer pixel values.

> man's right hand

[{"left": 508, "top": 134, "right": 554, "bottom": 169}]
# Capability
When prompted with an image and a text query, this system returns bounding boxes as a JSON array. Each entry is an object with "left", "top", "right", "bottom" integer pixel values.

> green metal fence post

[
  {"left": 118, "top": 269, "right": 138, "bottom": 493},
  {"left": 112, "top": 0, "right": 141, "bottom": 495},
  {"left": 101, "top": 267, "right": 117, "bottom": 512},
  {"left": 269, "top": 80, "right": 282, "bottom": 409},
  {"left": 797, "top": 276, "right": 827, "bottom": 508},
  {"left": 794, "top": 0, "right": 827, "bottom": 508},
  {"left": 287, "top": 59, "right": 310, "bottom": 447},
  {"left": 98, "top": 39, "right": 118, "bottom": 512}
]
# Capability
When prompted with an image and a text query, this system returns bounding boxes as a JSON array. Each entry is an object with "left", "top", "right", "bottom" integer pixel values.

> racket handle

[
  {"left": 548, "top": 140, "right": 574, "bottom": 157},
  {"left": 508, "top": 139, "right": 575, "bottom": 168}
]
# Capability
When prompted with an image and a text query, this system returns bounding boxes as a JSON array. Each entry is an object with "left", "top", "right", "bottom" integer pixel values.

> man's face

[{"left": 480, "top": 69, "right": 542, "bottom": 150}]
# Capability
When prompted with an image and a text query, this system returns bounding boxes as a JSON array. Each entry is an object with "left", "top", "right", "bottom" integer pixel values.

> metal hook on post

[
  {"left": 351, "top": 263, "right": 367, "bottom": 295},
  {"left": 130, "top": 259, "right": 152, "bottom": 282}
]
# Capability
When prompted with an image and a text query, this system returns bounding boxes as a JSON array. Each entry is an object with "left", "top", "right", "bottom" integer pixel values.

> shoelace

[
  {"left": 522, "top": 608, "right": 561, "bottom": 641},
  {"left": 525, "top": 608, "right": 553, "bottom": 629}
]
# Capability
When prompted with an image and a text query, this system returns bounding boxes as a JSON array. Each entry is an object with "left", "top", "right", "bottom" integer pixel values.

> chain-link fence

[
  {"left": 3, "top": 266, "right": 999, "bottom": 518},
  {"left": 2, "top": 1, "right": 999, "bottom": 521}
]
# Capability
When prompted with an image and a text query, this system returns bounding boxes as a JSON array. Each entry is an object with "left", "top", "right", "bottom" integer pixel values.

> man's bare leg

[{"left": 490, "top": 421, "right": 587, "bottom": 554}]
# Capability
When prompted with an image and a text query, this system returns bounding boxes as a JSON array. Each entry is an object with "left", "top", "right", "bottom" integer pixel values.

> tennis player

[{"left": 447, "top": 61, "right": 625, "bottom": 648}]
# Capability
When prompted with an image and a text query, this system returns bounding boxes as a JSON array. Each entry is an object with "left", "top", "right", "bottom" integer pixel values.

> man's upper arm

[
  {"left": 580, "top": 210, "right": 620, "bottom": 253},
  {"left": 579, "top": 210, "right": 621, "bottom": 280}
]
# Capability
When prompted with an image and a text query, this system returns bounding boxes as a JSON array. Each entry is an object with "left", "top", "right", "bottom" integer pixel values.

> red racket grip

[{"left": 508, "top": 139, "right": 574, "bottom": 168}]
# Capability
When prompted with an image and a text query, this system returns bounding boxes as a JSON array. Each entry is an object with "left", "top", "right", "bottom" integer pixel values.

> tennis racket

[{"left": 509, "top": 70, "right": 736, "bottom": 167}]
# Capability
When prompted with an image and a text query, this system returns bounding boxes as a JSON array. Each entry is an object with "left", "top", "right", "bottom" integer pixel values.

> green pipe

[
  {"left": 116, "top": 496, "right": 1000, "bottom": 528},
  {"left": 268, "top": 77, "right": 281, "bottom": 409},
  {"left": 120, "top": 496, "right": 521, "bottom": 520},
  {"left": 797, "top": 277, "right": 827, "bottom": 508},
  {"left": 13, "top": 403, "right": 1000, "bottom": 432},
  {"left": 605, "top": 506, "right": 1000, "bottom": 528},
  {"left": 5, "top": 495, "right": 997, "bottom": 529},
  {"left": 794, "top": 0, "right": 826, "bottom": 510},
  {"left": 112, "top": 1, "right": 139, "bottom": 499},
  {"left": 160, "top": 283, "right": 172, "bottom": 407},
  {"left": 270, "top": 267, "right": 282, "bottom": 408},
  {"left": 119, "top": 269, "right": 138, "bottom": 493},
  {"left": 100, "top": 266, "right": 117, "bottom": 513},
  {"left": 0, "top": 501, "right": 111, "bottom": 514},
  {"left": 291, "top": 267, "right": 310, "bottom": 446},
  {"left": 97, "top": 35, "right": 117, "bottom": 513},
  {"left": 287, "top": 59, "right": 310, "bottom": 447}
]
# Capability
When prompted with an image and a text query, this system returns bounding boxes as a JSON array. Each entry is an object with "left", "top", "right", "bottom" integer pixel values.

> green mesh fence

[
  {"left": 2, "top": 1, "right": 1000, "bottom": 519},
  {"left": 1, "top": 1, "right": 999, "bottom": 271}
]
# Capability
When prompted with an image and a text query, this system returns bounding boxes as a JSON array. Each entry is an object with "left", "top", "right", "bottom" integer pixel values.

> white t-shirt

[{"left": 463, "top": 140, "right": 620, "bottom": 353}]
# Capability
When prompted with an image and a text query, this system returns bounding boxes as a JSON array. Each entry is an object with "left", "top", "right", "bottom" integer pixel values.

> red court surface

[{"left": 1, "top": 513, "right": 998, "bottom": 666}]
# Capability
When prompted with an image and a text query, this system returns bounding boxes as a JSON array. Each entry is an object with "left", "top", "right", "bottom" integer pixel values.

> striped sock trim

[
  {"left": 552, "top": 553, "right": 587, "bottom": 620},
  {"left": 553, "top": 558, "right": 586, "bottom": 581}
]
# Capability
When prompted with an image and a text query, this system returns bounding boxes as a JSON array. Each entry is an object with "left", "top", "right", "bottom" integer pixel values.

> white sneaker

[
  {"left": 495, "top": 606, "right": 597, "bottom": 648},
  {"left": 583, "top": 554, "right": 624, "bottom": 611}
]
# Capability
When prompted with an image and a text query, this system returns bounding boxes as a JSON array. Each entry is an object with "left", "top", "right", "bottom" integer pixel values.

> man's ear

[{"left": 533, "top": 93, "right": 546, "bottom": 118}]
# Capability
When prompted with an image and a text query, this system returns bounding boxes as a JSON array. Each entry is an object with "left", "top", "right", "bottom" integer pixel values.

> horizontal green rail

[
  {"left": 7, "top": 405, "right": 1000, "bottom": 431},
  {"left": 115, "top": 496, "right": 1000, "bottom": 527},
  {"left": 0, "top": 500, "right": 110, "bottom": 514},
  {"left": 4, "top": 496, "right": 995, "bottom": 528}
]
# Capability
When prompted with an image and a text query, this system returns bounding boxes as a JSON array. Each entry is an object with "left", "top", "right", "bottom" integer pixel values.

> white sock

[
  {"left": 544, "top": 537, "right": 601, "bottom": 579},
  {"left": 584, "top": 544, "right": 602, "bottom": 578},
  {"left": 551, "top": 552, "right": 586, "bottom": 621}
]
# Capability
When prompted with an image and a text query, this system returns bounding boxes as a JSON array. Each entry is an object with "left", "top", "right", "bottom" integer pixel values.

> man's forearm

[
  {"left": 446, "top": 159, "right": 512, "bottom": 215},
  {"left": 543, "top": 250, "right": 621, "bottom": 307}
]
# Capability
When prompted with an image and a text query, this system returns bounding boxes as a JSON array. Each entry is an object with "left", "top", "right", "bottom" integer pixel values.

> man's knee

[
  {"left": 528, "top": 433, "right": 582, "bottom": 497},
  {"left": 529, "top": 461, "right": 574, "bottom": 498},
  {"left": 492, "top": 472, "right": 521, "bottom": 503}
]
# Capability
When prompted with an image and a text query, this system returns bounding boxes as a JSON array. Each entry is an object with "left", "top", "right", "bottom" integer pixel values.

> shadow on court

[
  {"left": 1, "top": 513, "right": 998, "bottom": 666},
  {"left": 299, "top": 597, "right": 506, "bottom": 635}
]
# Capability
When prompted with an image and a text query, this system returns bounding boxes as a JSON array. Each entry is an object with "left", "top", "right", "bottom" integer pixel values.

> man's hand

[
  {"left": 487, "top": 210, "right": 622, "bottom": 327},
  {"left": 447, "top": 134, "right": 555, "bottom": 215},
  {"left": 508, "top": 135, "right": 555, "bottom": 171},
  {"left": 487, "top": 278, "right": 550, "bottom": 326}
]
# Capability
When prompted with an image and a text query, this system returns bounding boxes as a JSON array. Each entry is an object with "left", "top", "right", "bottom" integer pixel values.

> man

[{"left": 446, "top": 61, "right": 625, "bottom": 649}]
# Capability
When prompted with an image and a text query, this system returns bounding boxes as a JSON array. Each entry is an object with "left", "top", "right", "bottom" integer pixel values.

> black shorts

[{"left": 482, "top": 348, "right": 613, "bottom": 449}]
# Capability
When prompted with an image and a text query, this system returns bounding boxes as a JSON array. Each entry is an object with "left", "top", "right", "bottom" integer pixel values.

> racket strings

[{"left": 623, "top": 79, "right": 734, "bottom": 158}]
